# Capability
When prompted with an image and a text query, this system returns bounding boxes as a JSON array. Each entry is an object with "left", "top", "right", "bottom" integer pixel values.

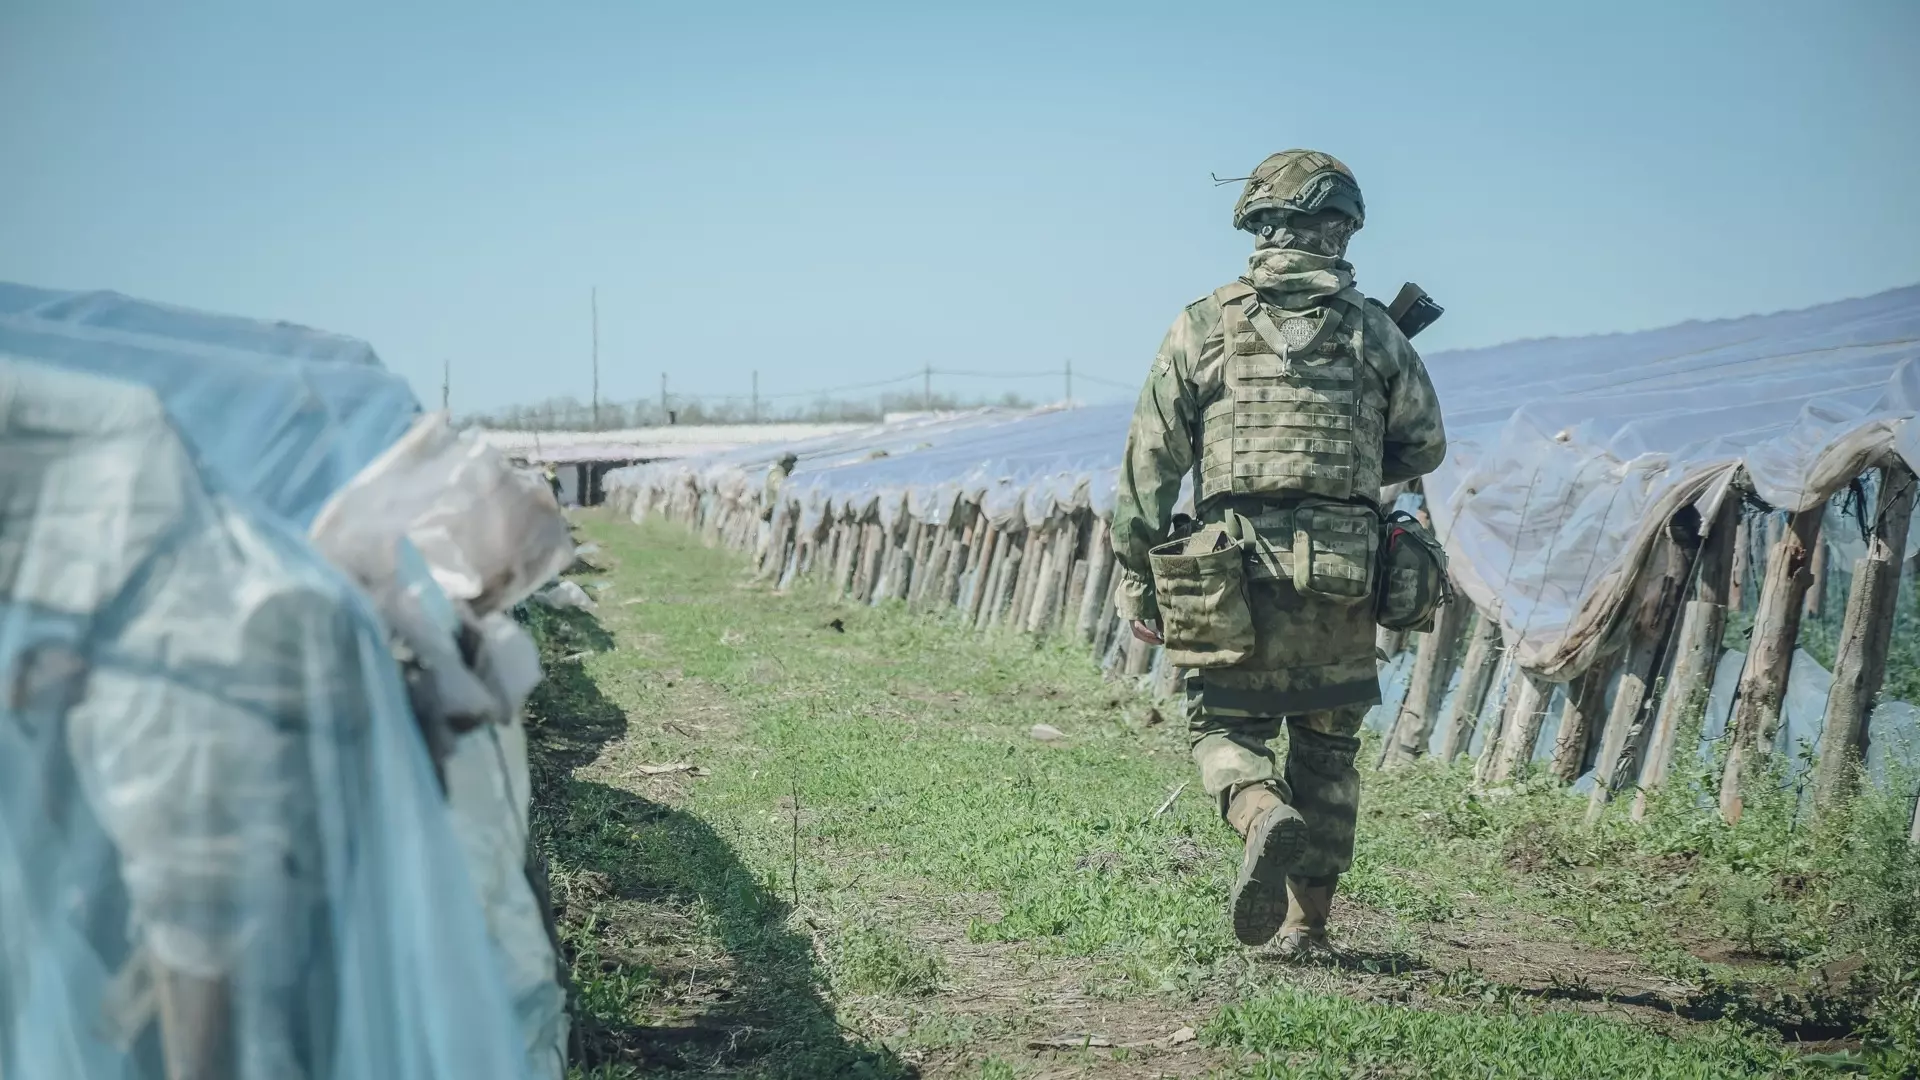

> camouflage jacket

[
  {"left": 1110, "top": 284, "right": 1446, "bottom": 625},
  {"left": 759, "top": 462, "right": 792, "bottom": 521}
]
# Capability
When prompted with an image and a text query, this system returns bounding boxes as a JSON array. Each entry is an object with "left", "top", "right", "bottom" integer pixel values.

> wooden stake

[
  {"left": 1730, "top": 515, "right": 1749, "bottom": 610},
  {"left": 1383, "top": 592, "right": 1472, "bottom": 768},
  {"left": 1473, "top": 653, "right": 1518, "bottom": 786},
  {"left": 1490, "top": 672, "right": 1553, "bottom": 784},
  {"left": 1548, "top": 664, "right": 1610, "bottom": 784},
  {"left": 1807, "top": 535, "right": 1829, "bottom": 619},
  {"left": 1587, "top": 527, "right": 1698, "bottom": 823},
  {"left": 1005, "top": 529, "right": 1039, "bottom": 629},
  {"left": 1633, "top": 492, "right": 1740, "bottom": 820},
  {"left": 1815, "top": 460, "right": 1918, "bottom": 812},
  {"left": 942, "top": 516, "right": 974, "bottom": 609},
  {"left": 994, "top": 541, "right": 1026, "bottom": 627},
  {"left": 1123, "top": 629, "right": 1153, "bottom": 676},
  {"left": 1077, "top": 524, "right": 1116, "bottom": 643},
  {"left": 1063, "top": 559, "right": 1089, "bottom": 639},
  {"left": 1719, "top": 506, "right": 1823, "bottom": 824},
  {"left": 1438, "top": 613, "right": 1502, "bottom": 763},
  {"left": 1094, "top": 561, "right": 1126, "bottom": 659},
  {"left": 965, "top": 522, "right": 1001, "bottom": 624},
  {"left": 972, "top": 529, "right": 1008, "bottom": 629},
  {"left": 1026, "top": 527, "right": 1062, "bottom": 633}
]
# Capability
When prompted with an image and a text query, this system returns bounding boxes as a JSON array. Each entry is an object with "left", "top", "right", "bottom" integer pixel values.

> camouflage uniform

[
  {"left": 759, "top": 454, "right": 797, "bottom": 522},
  {"left": 1110, "top": 150, "right": 1446, "bottom": 949}
]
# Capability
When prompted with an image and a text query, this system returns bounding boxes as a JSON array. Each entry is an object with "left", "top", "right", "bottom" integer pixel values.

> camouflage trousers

[{"left": 1186, "top": 673, "right": 1366, "bottom": 882}]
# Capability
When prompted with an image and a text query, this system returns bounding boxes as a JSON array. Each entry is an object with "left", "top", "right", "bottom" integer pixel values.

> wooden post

[
  {"left": 945, "top": 515, "right": 976, "bottom": 608},
  {"left": 987, "top": 537, "right": 1023, "bottom": 629},
  {"left": 1123, "top": 629, "right": 1153, "bottom": 676},
  {"left": 1063, "top": 559, "right": 1089, "bottom": 638},
  {"left": 1437, "top": 613, "right": 1502, "bottom": 763},
  {"left": 1473, "top": 654, "right": 1517, "bottom": 786},
  {"left": 856, "top": 523, "right": 887, "bottom": 603},
  {"left": 1490, "top": 672, "right": 1552, "bottom": 783},
  {"left": 1633, "top": 493, "right": 1740, "bottom": 820},
  {"left": 937, "top": 514, "right": 971, "bottom": 611},
  {"left": 912, "top": 524, "right": 945, "bottom": 609},
  {"left": 892, "top": 521, "right": 917, "bottom": 601},
  {"left": 1815, "top": 460, "right": 1918, "bottom": 812},
  {"left": 996, "top": 539, "right": 1026, "bottom": 627},
  {"left": 1004, "top": 529, "right": 1039, "bottom": 629},
  {"left": 1806, "top": 536, "right": 1829, "bottom": 620},
  {"left": 1383, "top": 593, "right": 1472, "bottom": 767},
  {"left": 1548, "top": 664, "right": 1610, "bottom": 784},
  {"left": 1077, "top": 524, "right": 1115, "bottom": 643},
  {"left": 1719, "top": 506, "right": 1823, "bottom": 824},
  {"left": 1094, "top": 563, "right": 1126, "bottom": 659},
  {"left": 971, "top": 528, "right": 1007, "bottom": 629},
  {"left": 1026, "top": 526, "right": 1062, "bottom": 634},
  {"left": 834, "top": 522, "right": 859, "bottom": 597},
  {"left": 1587, "top": 527, "right": 1699, "bottom": 822},
  {"left": 1730, "top": 515, "right": 1749, "bottom": 611},
  {"left": 965, "top": 521, "right": 1000, "bottom": 623}
]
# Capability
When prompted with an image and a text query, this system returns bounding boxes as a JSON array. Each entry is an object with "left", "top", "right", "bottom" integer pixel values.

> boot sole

[{"left": 1230, "top": 808, "right": 1306, "bottom": 946}]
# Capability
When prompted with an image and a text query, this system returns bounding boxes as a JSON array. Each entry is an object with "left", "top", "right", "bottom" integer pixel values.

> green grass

[
  {"left": 1206, "top": 985, "right": 1809, "bottom": 1079},
  {"left": 524, "top": 512, "right": 1920, "bottom": 1078}
]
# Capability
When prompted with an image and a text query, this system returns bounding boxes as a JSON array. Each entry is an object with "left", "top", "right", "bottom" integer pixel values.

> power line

[{"left": 535, "top": 365, "right": 1138, "bottom": 410}]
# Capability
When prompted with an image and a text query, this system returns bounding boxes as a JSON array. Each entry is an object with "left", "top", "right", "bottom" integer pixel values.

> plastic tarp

[
  {"left": 1423, "top": 285, "right": 1920, "bottom": 681},
  {"left": 2, "top": 285, "right": 569, "bottom": 1079},
  {"left": 0, "top": 283, "right": 420, "bottom": 529},
  {"left": 1, "top": 362, "right": 526, "bottom": 1080},
  {"left": 608, "top": 284, "right": 1920, "bottom": 680}
]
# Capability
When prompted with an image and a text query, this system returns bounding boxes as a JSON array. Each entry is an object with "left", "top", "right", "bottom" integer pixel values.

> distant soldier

[
  {"left": 1110, "top": 150, "right": 1446, "bottom": 955},
  {"left": 761, "top": 453, "right": 798, "bottom": 522},
  {"left": 757, "top": 452, "right": 799, "bottom": 564}
]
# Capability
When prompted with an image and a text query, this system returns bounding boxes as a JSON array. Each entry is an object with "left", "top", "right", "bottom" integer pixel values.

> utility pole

[
  {"left": 1064, "top": 359, "right": 1072, "bottom": 406},
  {"left": 441, "top": 358, "right": 450, "bottom": 414},
  {"left": 752, "top": 370, "right": 759, "bottom": 423},
  {"left": 660, "top": 372, "right": 668, "bottom": 424},
  {"left": 590, "top": 287, "right": 600, "bottom": 431},
  {"left": 923, "top": 363, "right": 932, "bottom": 412}
]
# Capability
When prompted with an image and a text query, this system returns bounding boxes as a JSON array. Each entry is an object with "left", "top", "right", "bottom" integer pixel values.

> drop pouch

[{"left": 1148, "top": 525, "right": 1256, "bottom": 668}]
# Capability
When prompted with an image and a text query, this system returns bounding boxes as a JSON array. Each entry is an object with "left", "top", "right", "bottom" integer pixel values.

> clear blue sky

[{"left": 3, "top": 1, "right": 1916, "bottom": 413}]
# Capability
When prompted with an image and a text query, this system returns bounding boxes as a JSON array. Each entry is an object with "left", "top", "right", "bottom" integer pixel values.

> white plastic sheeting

[
  {"left": 608, "top": 284, "right": 1920, "bottom": 687},
  {"left": 1426, "top": 285, "right": 1920, "bottom": 680},
  {"left": 2, "top": 285, "right": 571, "bottom": 1080},
  {"left": 1, "top": 363, "right": 526, "bottom": 1080}
]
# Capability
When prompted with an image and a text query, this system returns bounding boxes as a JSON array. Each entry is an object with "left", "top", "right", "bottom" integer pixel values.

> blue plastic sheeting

[
  {"left": 615, "top": 404, "right": 1135, "bottom": 533},
  {"left": 612, "top": 283, "right": 1920, "bottom": 680},
  {"left": 1425, "top": 285, "right": 1920, "bottom": 679},
  {"left": 0, "top": 282, "right": 421, "bottom": 528},
  {"left": 1, "top": 360, "right": 529, "bottom": 1080}
]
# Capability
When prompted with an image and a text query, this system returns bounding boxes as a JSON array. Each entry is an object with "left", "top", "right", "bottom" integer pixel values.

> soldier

[
  {"left": 1110, "top": 150, "right": 1446, "bottom": 955},
  {"left": 757, "top": 452, "right": 799, "bottom": 564},
  {"left": 761, "top": 453, "right": 798, "bottom": 522}
]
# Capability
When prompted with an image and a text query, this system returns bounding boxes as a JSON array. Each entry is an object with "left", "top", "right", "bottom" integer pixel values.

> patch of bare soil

[{"left": 841, "top": 893, "right": 1229, "bottom": 1078}]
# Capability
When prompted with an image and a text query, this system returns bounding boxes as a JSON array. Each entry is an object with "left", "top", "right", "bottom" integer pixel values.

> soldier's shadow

[{"left": 523, "top": 605, "right": 913, "bottom": 1079}]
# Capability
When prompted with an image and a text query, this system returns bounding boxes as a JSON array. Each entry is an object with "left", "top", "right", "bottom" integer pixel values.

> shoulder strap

[{"left": 1212, "top": 280, "right": 1257, "bottom": 306}]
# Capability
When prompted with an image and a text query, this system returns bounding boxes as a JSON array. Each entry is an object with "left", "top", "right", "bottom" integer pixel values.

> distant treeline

[{"left": 465, "top": 389, "right": 1034, "bottom": 431}]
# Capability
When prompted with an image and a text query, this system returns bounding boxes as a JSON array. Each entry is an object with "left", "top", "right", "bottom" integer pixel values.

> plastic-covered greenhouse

[
  {"left": 608, "top": 283, "right": 1920, "bottom": 825},
  {"left": 1, "top": 285, "right": 572, "bottom": 1080}
]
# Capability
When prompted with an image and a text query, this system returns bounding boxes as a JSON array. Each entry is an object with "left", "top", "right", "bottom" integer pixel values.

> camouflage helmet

[{"left": 1231, "top": 150, "right": 1365, "bottom": 233}]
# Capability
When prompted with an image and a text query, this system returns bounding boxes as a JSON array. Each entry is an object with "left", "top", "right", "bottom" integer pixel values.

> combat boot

[
  {"left": 1274, "top": 876, "right": 1339, "bottom": 961},
  {"left": 1224, "top": 783, "right": 1307, "bottom": 946}
]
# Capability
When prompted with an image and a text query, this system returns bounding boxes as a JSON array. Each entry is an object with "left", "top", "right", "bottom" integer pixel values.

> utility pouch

[
  {"left": 1375, "top": 510, "right": 1453, "bottom": 632},
  {"left": 1148, "top": 525, "right": 1255, "bottom": 669},
  {"left": 1289, "top": 502, "right": 1379, "bottom": 604}
]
